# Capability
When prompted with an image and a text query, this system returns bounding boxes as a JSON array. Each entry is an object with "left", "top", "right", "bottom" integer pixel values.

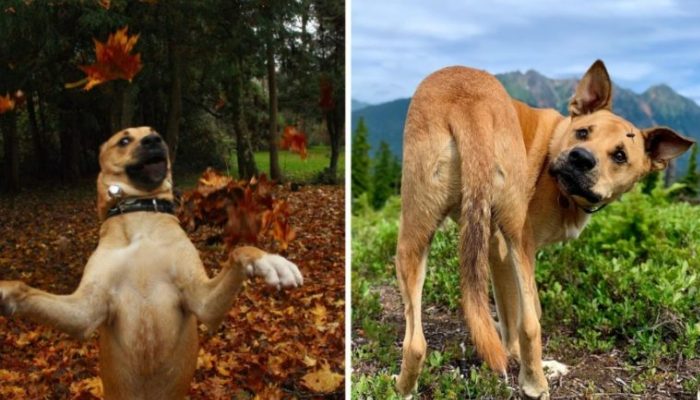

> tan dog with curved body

[
  {"left": 0, "top": 127, "right": 303, "bottom": 399},
  {"left": 395, "top": 61, "right": 692, "bottom": 398}
]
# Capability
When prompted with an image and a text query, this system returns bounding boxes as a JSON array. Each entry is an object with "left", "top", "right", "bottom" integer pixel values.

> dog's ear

[
  {"left": 644, "top": 127, "right": 694, "bottom": 171},
  {"left": 569, "top": 60, "right": 613, "bottom": 117}
]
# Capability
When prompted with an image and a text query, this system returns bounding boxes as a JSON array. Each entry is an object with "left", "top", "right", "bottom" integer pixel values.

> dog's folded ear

[
  {"left": 569, "top": 59, "right": 613, "bottom": 117},
  {"left": 644, "top": 126, "right": 695, "bottom": 171}
]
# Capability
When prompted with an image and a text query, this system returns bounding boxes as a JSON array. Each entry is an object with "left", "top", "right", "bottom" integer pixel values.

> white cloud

[{"left": 352, "top": 0, "right": 700, "bottom": 104}]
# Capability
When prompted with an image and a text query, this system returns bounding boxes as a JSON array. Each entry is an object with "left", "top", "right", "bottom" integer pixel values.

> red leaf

[{"left": 280, "top": 126, "right": 308, "bottom": 160}]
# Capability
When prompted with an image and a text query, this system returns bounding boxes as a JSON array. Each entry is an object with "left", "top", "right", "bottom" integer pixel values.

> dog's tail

[{"left": 451, "top": 120, "right": 508, "bottom": 375}]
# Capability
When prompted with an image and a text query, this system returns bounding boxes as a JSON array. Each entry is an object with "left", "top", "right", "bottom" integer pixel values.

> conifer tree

[
  {"left": 371, "top": 140, "right": 400, "bottom": 209},
  {"left": 351, "top": 117, "right": 371, "bottom": 198}
]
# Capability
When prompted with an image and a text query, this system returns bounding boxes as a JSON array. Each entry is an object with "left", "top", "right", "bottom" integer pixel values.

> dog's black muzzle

[
  {"left": 549, "top": 148, "right": 603, "bottom": 206},
  {"left": 125, "top": 135, "right": 169, "bottom": 191}
]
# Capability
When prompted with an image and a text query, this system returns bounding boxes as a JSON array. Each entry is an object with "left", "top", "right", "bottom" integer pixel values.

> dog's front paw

[
  {"left": 0, "top": 281, "right": 27, "bottom": 316},
  {"left": 246, "top": 254, "right": 303, "bottom": 290}
]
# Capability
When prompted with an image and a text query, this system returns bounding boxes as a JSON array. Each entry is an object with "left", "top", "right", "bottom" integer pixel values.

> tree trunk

[
  {"left": 1, "top": 113, "right": 20, "bottom": 192},
  {"left": 121, "top": 84, "right": 137, "bottom": 129},
  {"left": 165, "top": 42, "right": 183, "bottom": 163},
  {"left": 59, "top": 110, "right": 81, "bottom": 182},
  {"left": 233, "top": 73, "right": 258, "bottom": 180},
  {"left": 37, "top": 95, "right": 48, "bottom": 135},
  {"left": 326, "top": 108, "right": 341, "bottom": 184},
  {"left": 109, "top": 83, "right": 124, "bottom": 134},
  {"left": 27, "top": 92, "right": 49, "bottom": 176},
  {"left": 266, "top": 33, "right": 282, "bottom": 182}
]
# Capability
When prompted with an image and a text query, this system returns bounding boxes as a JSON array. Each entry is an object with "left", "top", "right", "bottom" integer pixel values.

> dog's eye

[
  {"left": 612, "top": 150, "right": 627, "bottom": 164},
  {"left": 118, "top": 137, "right": 131, "bottom": 147},
  {"left": 575, "top": 128, "right": 589, "bottom": 140}
]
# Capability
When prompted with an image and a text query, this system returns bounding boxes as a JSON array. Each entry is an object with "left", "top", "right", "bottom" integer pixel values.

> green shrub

[
  {"left": 352, "top": 184, "right": 700, "bottom": 363},
  {"left": 536, "top": 185, "right": 700, "bottom": 360}
]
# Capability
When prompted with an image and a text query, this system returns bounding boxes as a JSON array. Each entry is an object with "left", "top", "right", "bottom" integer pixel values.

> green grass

[
  {"left": 351, "top": 183, "right": 700, "bottom": 399},
  {"left": 229, "top": 146, "right": 345, "bottom": 183}
]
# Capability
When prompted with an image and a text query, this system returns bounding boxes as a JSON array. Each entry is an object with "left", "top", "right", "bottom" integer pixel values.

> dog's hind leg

[
  {"left": 394, "top": 220, "right": 433, "bottom": 397},
  {"left": 494, "top": 205, "right": 548, "bottom": 397},
  {"left": 489, "top": 229, "right": 521, "bottom": 361},
  {"left": 505, "top": 235, "right": 549, "bottom": 399},
  {"left": 394, "top": 127, "right": 459, "bottom": 397}
]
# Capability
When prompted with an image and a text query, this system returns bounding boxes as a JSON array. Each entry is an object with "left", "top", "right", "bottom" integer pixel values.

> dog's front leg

[
  {"left": 489, "top": 230, "right": 521, "bottom": 360},
  {"left": 0, "top": 280, "right": 107, "bottom": 339},
  {"left": 183, "top": 246, "right": 303, "bottom": 331}
]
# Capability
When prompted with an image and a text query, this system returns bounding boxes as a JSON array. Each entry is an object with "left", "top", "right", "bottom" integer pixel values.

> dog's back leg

[
  {"left": 488, "top": 121, "right": 549, "bottom": 397},
  {"left": 394, "top": 113, "right": 459, "bottom": 397}
]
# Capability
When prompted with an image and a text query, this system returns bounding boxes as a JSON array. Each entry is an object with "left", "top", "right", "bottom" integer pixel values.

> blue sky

[{"left": 352, "top": 0, "right": 700, "bottom": 105}]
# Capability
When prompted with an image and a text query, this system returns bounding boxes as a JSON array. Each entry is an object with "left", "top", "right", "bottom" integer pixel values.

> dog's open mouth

[
  {"left": 126, "top": 153, "right": 168, "bottom": 190},
  {"left": 141, "top": 155, "right": 167, "bottom": 179},
  {"left": 549, "top": 164, "right": 602, "bottom": 208}
]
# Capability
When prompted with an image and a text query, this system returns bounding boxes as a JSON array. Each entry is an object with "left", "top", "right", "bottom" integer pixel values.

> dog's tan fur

[
  {"left": 0, "top": 127, "right": 303, "bottom": 399},
  {"left": 395, "top": 61, "right": 693, "bottom": 398}
]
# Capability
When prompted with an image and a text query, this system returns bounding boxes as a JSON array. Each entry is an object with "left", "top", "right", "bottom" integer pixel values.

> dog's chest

[
  {"left": 99, "top": 239, "right": 189, "bottom": 366},
  {"left": 535, "top": 211, "right": 590, "bottom": 246}
]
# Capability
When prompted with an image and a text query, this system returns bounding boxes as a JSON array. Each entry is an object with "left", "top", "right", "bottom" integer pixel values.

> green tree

[
  {"left": 352, "top": 117, "right": 371, "bottom": 198},
  {"left": 679, "top": 144, "right": 699, "bottom": 198},
  {"left": 371, "top": 141, "right": 401, "bottom": 209}
]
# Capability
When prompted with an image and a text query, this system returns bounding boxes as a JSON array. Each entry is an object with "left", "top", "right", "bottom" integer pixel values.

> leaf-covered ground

[{"left": 0, "top": 180, "right": 344, "bottom": 399}]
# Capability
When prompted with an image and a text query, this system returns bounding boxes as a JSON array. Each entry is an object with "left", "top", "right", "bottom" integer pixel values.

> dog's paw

[
  {"left": 542, "top": 360, "right": 569, "bottom": 380},
  {"left": 246, "top": 254, "right": 303, "bottom": 290},
  {"left": 391, "top": 374, "right": 414, "bottom": 400},
  {"left": 0, "top": 281, "right": 26, "bottom": 316}
]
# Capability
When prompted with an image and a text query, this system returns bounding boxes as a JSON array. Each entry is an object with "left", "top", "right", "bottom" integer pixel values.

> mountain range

[{"left": 352, "top": 69, "right": 700, "bottom": 174}]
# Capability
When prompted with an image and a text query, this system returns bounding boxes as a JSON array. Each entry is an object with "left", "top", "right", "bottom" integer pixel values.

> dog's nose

[
  {"left": 141, "top": 134, "right": 162, "bottom": 148},
  {"left": 568, "top": 147, "right": 596, "bottom": 171}
]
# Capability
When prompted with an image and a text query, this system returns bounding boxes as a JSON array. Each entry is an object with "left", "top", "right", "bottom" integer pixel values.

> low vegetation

[
  {"left": 230, "top": 145, "right": 345, "bottom": 184},
  {"left": 352, "top": 181, "right": 700, "bottom": 398}
]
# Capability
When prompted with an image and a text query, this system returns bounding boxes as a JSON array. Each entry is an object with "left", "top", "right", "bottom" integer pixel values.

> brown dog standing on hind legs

[
  {"left": 394, "top": 60, "right": 693, "bottom": 398},
  {"left": 0, "top": 127, "right": 303, "bottom": 399}
]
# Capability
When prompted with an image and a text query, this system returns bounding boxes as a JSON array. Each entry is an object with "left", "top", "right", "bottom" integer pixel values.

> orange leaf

[
  {"left": 280, "top": 126, "right": 308, "bottom": 160},
  {"left": 69, "top": 376, "right": 103, "bottom": 398},
  {"left": 0, "top": 93, "right": 15, "bottom": 114},
  {"left": 301, "top": 362, "right": 343, "bottom": 393},
  {"left": 68, "top": 26, "right": 142, "bottom": 91}
]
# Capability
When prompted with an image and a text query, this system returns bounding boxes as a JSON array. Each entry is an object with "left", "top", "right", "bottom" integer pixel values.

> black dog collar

[{"left": 106, "top": 198, "right": 175, "bottom": 219}]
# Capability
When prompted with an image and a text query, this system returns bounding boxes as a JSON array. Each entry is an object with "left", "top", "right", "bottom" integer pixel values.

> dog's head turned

[
  {"left": 96, "top": 126, "right": 173, "bottom": 221},
  {"left": 548, "top": 60, "right": 694, "bottom": 211}
]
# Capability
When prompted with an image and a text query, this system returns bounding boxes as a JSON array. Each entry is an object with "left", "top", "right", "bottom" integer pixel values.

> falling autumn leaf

[
  {"left": 66, "top": 26, "right": 142, "bottom": 91},
  {"left": 280, "top": 126, "right": 308, "bottom": 160},
  {"left": 301, "top": 362, "right": 344, "bottom": 393},
  {"left": 178, "top": 169, "right": 296, "bottom": 251},
  {"left": 0, "top": 93, "right": 15, "bottom": 114}
]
